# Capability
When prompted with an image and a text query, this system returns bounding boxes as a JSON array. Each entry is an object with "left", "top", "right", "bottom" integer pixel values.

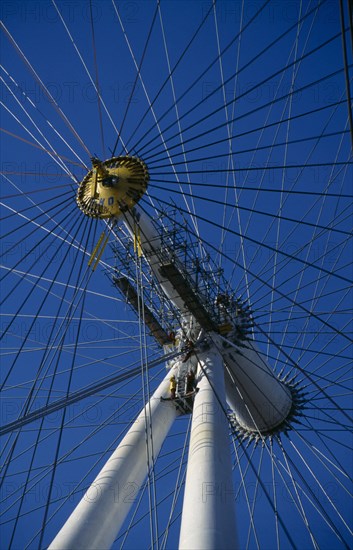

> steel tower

[{"left": 50, "top": 156, "right": 294, "bottom": 549}]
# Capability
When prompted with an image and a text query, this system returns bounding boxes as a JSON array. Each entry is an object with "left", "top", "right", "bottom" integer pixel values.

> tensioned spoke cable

[
  {"left": 131, "top": 0, "right": 309, "bottom": 155},
  {"left": 0, "top": 291, "right": 91, "bottom": 514},
  {"left": 148, "top": 175, "right": 352, "bottom": 199},
  {"left": 146, "top": 129, "right": 349, "bottom": 168},
  {"left": 254, "top": 322, "right": 353, "bottom": 426},
  {"left": 296, "top": 417, "right": 353, "bottom": 488},
  {"left": 3, "top": 2, "right": 352, "bottom": 545},
  {"left": 248, "top": 227, "right": 352, "bottom": 316},
  {"left": 293, "top": 410, "right": 352, "bottom": 453},
  {"left": 141, "top": 64, "right": 349, "bottom": 163},
  {"left": 0, "top": 213, "right": 92, "bottom": 487},
  {"left": 0, "top": 65, "right": 88, "bottom": 169},
  {"left": 0, "top": 266, "right": 130, "bottom": 311},
  {"left": 0, "top": 200, "right": 78, "bottom": 307},
  {"left": 259, "top": 439, "right": 321, "bottom": 546},
  {"left": 144, "top": 98, "right": 347, "bottom": 164},
  {"left": 283, "top": 248, "right": 351, "bottom": 377},
  {"left": 339, "top": 0, "right": 353, "bottom": 148},
  {"left": 290, "top": 141, "right": 353, "bottom": 371},
  {"left": 1, "top": 79, "right": 78, "bottom": 180},
  {"left": 0, "top": 195, "right": 110, "bottom": 267},
  {"left": 162, "top": 179, "right": 351, "bottom": 264},
  {"left": 0, "top": 193, "right": 73, "bottom": 242},
  {"left": 270, "top": 438, "right": 280, "bottom": 550},
  {"left": 134, "top": 245, "right": 158, "bottom": 549},
  {"left": 144, "top": 192, "right": 353, "bottom": 287},
  {"left": 245, "top": 444, "right": 264, "bottom": 550},
  {"left": 1, "top": 186, "right": 73, "bottom": 205},
  {"left": 0, "top": 190, "right": 73, "bottom": 225},
  {"left": 0, "top": 358, "right": 165, "bottom": 481},
  {"left": 255, "top": 305, "right": 352, "bottom": 322},
  {"left": 302, "top": 402, "right": 352, "bottom": 430},
  {"left": 0, "top": 351, "right": 180, "bottom": 436},
  {"left": 24, "top": 217, "right": 100, "bottom": 547},
  {"left": 224, "top": 197, "right": 352, "bottom": 309},
  {"left": 25, "top": 220, "right": 99, "bottom": 384},
  {"left": 268, "top": 0, "right": 303, "bottom": 358},
  {"left": 240, "top": 205, "right": 352, "bottom": 317},
  {"left": 8, "top": 442, "right": 182, "bottom": 540},
  {"left": 137, "top": 22, "right": 341, "bottom": 157},
  {"left": 0, "top": 21, "right": 92, "bottom": 157},
  {"left": 157, "top": 1, "right": 203, "bottom": 252},
  {"left": 288, "top": 436, "right": 352, "bottom": 542},
  {"left": 153, "top": 57, "right": 346, "bottom": 304},
  {"left": 277, "top": 437, "right": 319, "bottom": 549},
  {"left": 89, "top": 0, "right": 106, "bottom": 158},
  {"left": 253, "top": 338, "right": 351, "bottom": 363},
  {"left": 253, "top": 342, "right": 352, "bottom": 370},
  {"left": 239, "top": 422, "right": 342, "bottom": 547},
  {"left": 150, "top": 160, "right": 353, "bottom": 177},
  {"left": 212, "top": 0, "right": 250, "bottom": 295},
  {"left": 19, "top": 364, "right": 168, "bottom": 545},
  {"left": 0, "top": 203, "right": 78, "bottom": 301},
  {"left": 234, "top": 436, "right": 297, "bottom": 547},
  {"left": 1, "top": 345, "right": 145, "bottom": 398},
  {"left": 119, "top": 477, "right": 150, "bottom": 548},
  {"left": 122, "top": 0, "right": 227, "bottom": 153},
  {"left": 144, "top": 99, "right": 347, "bottom": 165},
  {"left": 348, "top": 0, "right": 353, "bottom": 50},
  {"left": 111, "top": 0, "right": 160, "bottom": 156},
  {"left": 117, "top": 456, "right": 189, "bottom": 546},
  {"left": 305, "top": 338, "right": 353, "bottom": 394},
  {"left": 7, "top": 217, "right": 89, "bottom": 543},
  {"left": 146, "top": 206, "right": 350, "bottom": 340},
  {"left": 113, "top": 1, "right": 203, "bottom": 255},
  {"left": 303, "top": 364, "right": 353, "bottom": 395},
  {"left": 0, "top": 209, "right": 86, "bottom": 391},
  {"left": 51, "top": 0, "right": 125, "bottom": 154},
  {"left": 297, "top": 412, "right": 353, "bottom": 486},
  {"left": 247, "top": 213, "right": 352, "bottom": 318},
  {"left": 139, "top": 196, "right": 352, "bottom": 344},
  {"left": 160, "top": 418, "right": 191, "bottom": 550},
  {"left": 230, "top": 438, "right": 260, "bottom": 549},
  {"left": 37, "top": 232, "right": 93, "bottom": 549},
  {"left": 0, "top": 174, "right": 78, "bottom": 243},
  {"left": 147, "top": 184, "right": 351, "bottom": 237},
  {"left": 1, "top": 381, "right": 139, "bottom": 516}
]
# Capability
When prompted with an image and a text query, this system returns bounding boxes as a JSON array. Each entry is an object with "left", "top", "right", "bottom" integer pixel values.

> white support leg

[
  {"left": 49, "top": 367, "right": 179, "bottom": 550},
  {"left": 179, "top": 347, "right": 237, "bottom": 550}
]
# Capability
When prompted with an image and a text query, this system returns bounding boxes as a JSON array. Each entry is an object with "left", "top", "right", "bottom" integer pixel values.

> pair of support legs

[{"left": 49, "top": 349, "right": 237, "bottom": 550}]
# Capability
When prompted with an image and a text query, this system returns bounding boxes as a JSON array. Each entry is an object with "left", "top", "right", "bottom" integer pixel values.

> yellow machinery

[{"left": 77, "top": 156, "right": 149, "bottom": 218}]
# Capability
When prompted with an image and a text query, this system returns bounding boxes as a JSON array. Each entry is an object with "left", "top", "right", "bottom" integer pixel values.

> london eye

[{"left": 1, "top": 1, "right": 352, "bottom": 549}]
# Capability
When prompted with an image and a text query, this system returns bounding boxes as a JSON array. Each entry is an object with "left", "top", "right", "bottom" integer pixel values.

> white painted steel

[
  {"left": 221, "top": 339, "right": 292, "bottom": 432},
  {"left": 124, "top": 208, "right": 292, "bottom": 434},
  {"left": 49, "top": 367, "right": 178, "bottom": 550},
  {"left": 52, "top": 207, "right": 292, "bottom": 549},
  {"left": 123, "top": 208, "right": 192, "bottom": 315},
  {"left": 179, "top": 347, "right": 237, "bottom": 550}
]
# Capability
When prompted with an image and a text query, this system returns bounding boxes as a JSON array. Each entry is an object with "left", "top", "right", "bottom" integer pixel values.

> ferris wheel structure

[{"left": 0, "top": 1, "right": 352, "bottom": 549}]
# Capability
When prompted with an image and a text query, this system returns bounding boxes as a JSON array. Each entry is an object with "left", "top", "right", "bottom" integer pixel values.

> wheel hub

[{"left": 77, "top": 156, "right": 149, "bottom": 218}]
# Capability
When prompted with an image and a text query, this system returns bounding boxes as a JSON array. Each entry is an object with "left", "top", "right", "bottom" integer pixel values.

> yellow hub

[{"left": 77, "top": 156, "right": 149, "bottom": 218}]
